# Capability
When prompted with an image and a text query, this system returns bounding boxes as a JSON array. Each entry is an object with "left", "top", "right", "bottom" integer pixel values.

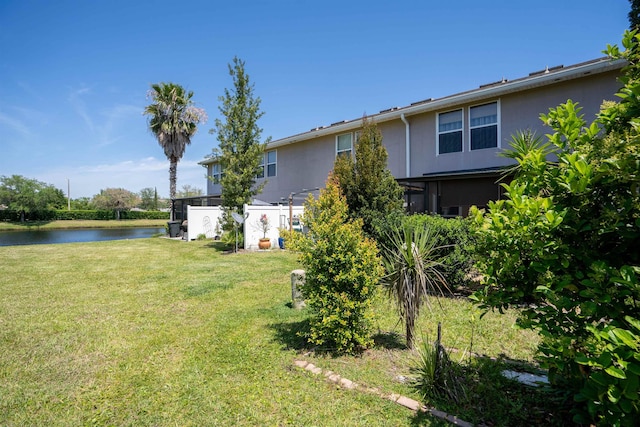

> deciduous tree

[
  {"left": 139, "top": 187, "right": 158, "bottom": 210},
  {"left": 92, "top": 188, "right": 139, "bottom": 219},
  {"left": 176, "top": 184, "right": 202, "bottom": 198},
  {"left": 0, "top": 175, "right": 65, "bottom": 221}
]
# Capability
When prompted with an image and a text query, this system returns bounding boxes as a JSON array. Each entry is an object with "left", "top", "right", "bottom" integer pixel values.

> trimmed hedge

[{"left": 0, "top": 210, "right": 169, "bottom": 221}]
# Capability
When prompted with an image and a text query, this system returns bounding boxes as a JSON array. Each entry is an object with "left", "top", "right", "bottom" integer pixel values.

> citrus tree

[{"left": 471, "top": 31, "right": 640, "bottom": 425}]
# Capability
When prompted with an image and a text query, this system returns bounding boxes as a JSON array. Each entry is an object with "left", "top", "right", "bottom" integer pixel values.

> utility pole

[{"left": 67, "top": 178, "right": 71, "bottom": 211}]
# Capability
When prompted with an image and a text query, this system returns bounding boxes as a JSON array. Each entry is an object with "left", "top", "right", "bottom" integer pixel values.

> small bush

[{"left": 289, "top": 175, "right": 383, "bottom": 354}]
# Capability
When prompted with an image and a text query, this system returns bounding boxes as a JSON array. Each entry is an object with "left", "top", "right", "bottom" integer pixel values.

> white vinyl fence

[{"left": 186, "top": 204, "right": 304, "bottom": 250}]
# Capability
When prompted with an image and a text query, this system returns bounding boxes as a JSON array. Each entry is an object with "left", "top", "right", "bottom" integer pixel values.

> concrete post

[{"left": 291, "top": 269, "right": 306, "bottom": 309}]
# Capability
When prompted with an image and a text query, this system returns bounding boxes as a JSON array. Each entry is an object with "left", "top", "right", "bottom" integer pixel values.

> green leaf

[
  {"left": 606, "top": 365, "right": 627, "bottom": 379},
  {"left": 627, "top": 362, "right": 640, "bottom": 376},
  {"left": 591, "top": 371, "right": 613, "bottom": 386},
  {"left": 625, "top": 316, "right": 640, "bottom": 332},
  {"left": 619, "top": 398, "right": 633, "bottom": 413},
  {"left": 607, "top": 384, "right": 622, "bottom": 403},
  {"left": 612, "top": 328, "right": 639, "bottom": 349}
]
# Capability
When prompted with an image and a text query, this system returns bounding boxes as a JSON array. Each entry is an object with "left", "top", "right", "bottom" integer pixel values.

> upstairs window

[
  {"left": 212, "top": 163, "right": 223, "bottom": 183},
  {"left": 437, "top": 109, "right": 463, "bottom": 154},
  {"left": 257, "top": 150, "right": 277, "bottom": 178},
  {"left": 266, "top": 150, "right": 277, "bottom": 177},
  {"left": 257, "top": 157, "right": 264, "bottom": 179},
  {"left": 470, "top": 102, "right": 498, "bottom": 150},
  {"left": 336, "top": 133, "right": 353, "bottom": 157}
]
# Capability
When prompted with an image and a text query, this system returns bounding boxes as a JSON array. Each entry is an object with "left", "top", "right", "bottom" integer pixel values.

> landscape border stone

[{"left": 294, "top": 359, "right": 477, "bottom": 427}]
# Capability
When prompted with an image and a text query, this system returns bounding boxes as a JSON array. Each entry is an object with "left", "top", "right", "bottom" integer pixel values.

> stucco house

[{"left": 199, "top": 57, "right": 624, "bottom": 216}]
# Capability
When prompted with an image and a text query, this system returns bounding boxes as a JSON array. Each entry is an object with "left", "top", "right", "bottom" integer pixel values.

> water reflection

[{"left": 0, "top": 227, "right": 166, "bottom": 246}]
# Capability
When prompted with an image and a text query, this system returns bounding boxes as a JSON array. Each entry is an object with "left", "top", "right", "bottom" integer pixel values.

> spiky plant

[{"left": 381, "top": 224, "right": 449, "bottom": 349}]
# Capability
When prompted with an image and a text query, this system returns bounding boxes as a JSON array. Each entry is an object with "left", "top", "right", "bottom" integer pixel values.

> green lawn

[
  {"left": 0, "top": 219, "right": 168, "bottom": 231},
  {"left": 0, "top": 238, "right": 539, "bottom": 426}
]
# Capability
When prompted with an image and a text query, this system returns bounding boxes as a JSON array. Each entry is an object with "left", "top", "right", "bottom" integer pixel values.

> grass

[
  {"left": 0, "top": 238, "right": 543, "bottom": 426},
  {"left": 0, "top": 219, "right": 168, "bottom": 231}
]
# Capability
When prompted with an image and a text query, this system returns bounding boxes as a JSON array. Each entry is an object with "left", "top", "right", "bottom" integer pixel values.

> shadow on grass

[
  {"left": 372, "top": 331, "right": 407, "bottom": 350},
  {"left": 269, "top": 318, "right": 312, "bottom": 352},
  {"left": 409, "top": 411, "right": 449, "bottom": 427},
  {"left": 204, "top": 240, "right": 234, "bottom": 252},
  {"left": 413, "top": 354, "right": 570, "bottom": 427}
]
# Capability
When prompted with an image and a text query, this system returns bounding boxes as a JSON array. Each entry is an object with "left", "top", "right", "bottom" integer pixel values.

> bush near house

[
  {"left": 470, "top": 31, "right": 640, "bottom": 426},
  {"left": 400, "top": 214, "right": 475, "bottom": 291}
]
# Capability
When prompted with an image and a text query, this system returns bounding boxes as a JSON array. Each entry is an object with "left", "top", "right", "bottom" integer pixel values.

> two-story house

[{"left": 199, "top": 57, "right": 624, "bottom": 216}]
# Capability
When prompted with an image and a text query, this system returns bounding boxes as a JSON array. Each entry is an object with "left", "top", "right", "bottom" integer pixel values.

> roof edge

[{"left": 266, "top": 57, "right": 624, "bottom": 149}]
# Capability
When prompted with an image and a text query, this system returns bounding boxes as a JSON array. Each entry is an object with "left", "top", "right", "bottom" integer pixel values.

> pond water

[{"left": 0, "top": 227, "right": 166, "bottom": 246}]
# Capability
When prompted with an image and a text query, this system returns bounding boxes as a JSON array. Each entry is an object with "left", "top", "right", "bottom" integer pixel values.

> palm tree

[
  {"left": 144, "top": 83, "right": 206, "bottom": 220},
  {"left": 381, "top": 224, "right": 449, "bottom": 349}
]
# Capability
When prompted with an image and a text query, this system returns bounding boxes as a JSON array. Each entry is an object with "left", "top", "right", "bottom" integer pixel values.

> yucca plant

[
  {"left": 381, "top": 223, "right": 449, "bottom": 349},
  {"left": 413, "top": 324, "right": 467, "bottom": 404}
]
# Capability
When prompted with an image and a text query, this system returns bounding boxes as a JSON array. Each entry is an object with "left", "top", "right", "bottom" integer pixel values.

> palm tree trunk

[{"left": 169, "top": 158, "right": 177, "bottom": 221}]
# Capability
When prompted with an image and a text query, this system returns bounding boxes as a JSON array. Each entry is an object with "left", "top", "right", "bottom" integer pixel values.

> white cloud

[
  {"left": 0, "top": 111, "right": 31, "bottom": 138},
  {"left": 67, "top": 86, "right": 95, "bottom": 133},
  {"left": 37, "top": 157, "right": 208, "bottom": 199}
]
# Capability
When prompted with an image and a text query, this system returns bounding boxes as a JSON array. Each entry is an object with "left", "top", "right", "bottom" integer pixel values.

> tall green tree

[
  {"left": 210, "top": 57, "right": 270, "bottom": 229},
  {"left": 471, "top": 31, "right": 640, "bottom": 425},
  {"left": 176, "top": 184, "right": 203, "bottom": 198},
  {"left": 333, "top": 117, "right": 405, "bottom": 244},
  {"left": 0, "top": 175, "right": 65, "bottom": 221},
  {"left": 144, "top": 82, "right": 206, "bottom": 220},
  {"left": 92, "top": 188, "right": 139, "bottom": 219},
  {"left": 139, "top": 187, "right": 158, "bottom": 210}
]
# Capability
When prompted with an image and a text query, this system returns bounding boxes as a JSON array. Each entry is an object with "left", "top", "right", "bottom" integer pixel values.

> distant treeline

[{"left": 0, "top": 210, "right": 170, "bottom": 222}]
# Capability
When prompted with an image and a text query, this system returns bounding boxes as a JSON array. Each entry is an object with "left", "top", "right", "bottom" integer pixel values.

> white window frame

[
  {"left": 211, "top": 163, "right": 223, "bottom": 183},
  {"left": 469, "top": 100, "right": 500, "bottom": 151},
  {"left": 266, "top": 149, "right": 277, "bottom": 177},
  {"left": 257, "top": 156, "right": 265, "bottom": 179},
  {"left": 336, "top": 133, "right": 353, "bottom": 157},
  {"left": 436, "top": 109, "right": 464, "bottom": 155},
  {"left": 257, "top": 150, "right": 277, "bottom": 179}
]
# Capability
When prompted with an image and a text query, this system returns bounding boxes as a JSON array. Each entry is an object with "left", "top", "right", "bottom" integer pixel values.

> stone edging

[{"left": 294, "top": 360, "right": 477, "bottom": 427}]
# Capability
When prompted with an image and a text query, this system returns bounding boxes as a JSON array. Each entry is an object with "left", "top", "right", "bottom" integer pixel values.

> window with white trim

[
  {"left": 437, "top": 109, "right": 463, "bottom": 154},
  {"left": 336, "top": 133, "right": 353, "bottom": 157},
  {"left": 266, "top": 150, "right": 276, "bottom": 177},
  {"left": 257, "top": 156, "right": 264, "bottom": 178},
  {"left": 257, "top": 150, "right": 277, "bottom": 179},
  {"left": 212, "top": 163, "right": 223, "bottom": 183},
  {"left": 470, "top": 102, "right": 498, "bottom": 150}
]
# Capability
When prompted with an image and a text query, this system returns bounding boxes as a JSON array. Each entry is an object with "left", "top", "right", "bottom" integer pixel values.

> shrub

[
  {"left": 289, "top": 175, "right": 383, "bottom": 354},
  {"left": 470, "top": 31, "right": 640, "bottom": 426},
  {"left": 402, "top": 214, "right": 475, "bottom": 290}
]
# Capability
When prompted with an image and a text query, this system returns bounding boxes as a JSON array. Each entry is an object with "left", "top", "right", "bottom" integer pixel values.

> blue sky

[{"left": 0, "top": 0, "right": 631, "bottom": 199}]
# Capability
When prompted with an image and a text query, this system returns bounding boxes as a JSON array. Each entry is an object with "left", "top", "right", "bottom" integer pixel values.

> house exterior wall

[{"left": 201, "top": 59, "right": 623, "bottom": 214}]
